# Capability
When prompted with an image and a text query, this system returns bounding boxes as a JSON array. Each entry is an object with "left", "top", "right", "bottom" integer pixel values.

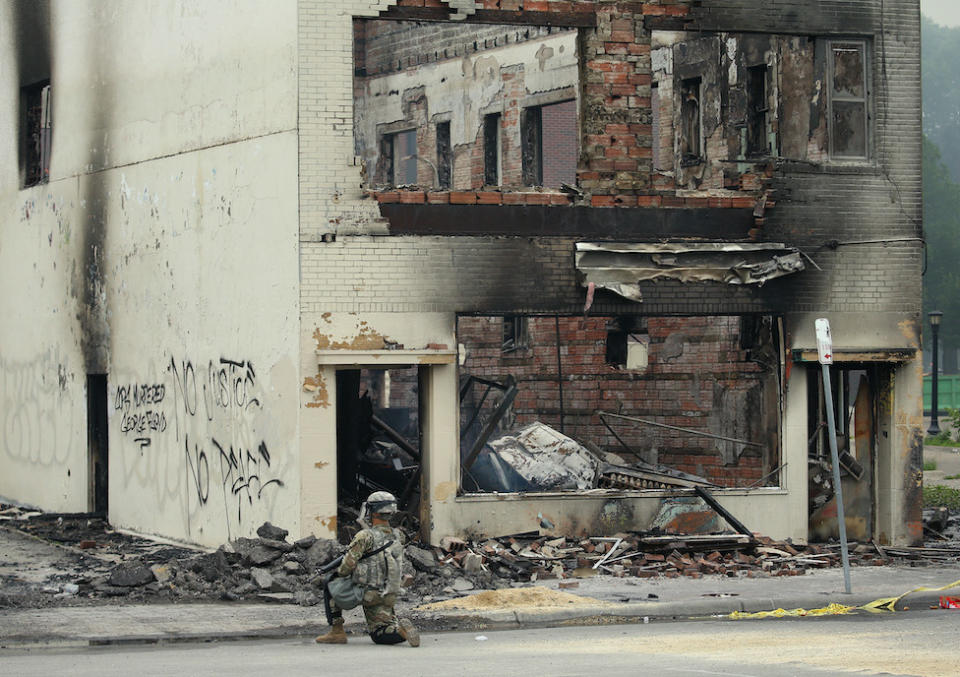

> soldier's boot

[
  {"left": 315, "top": 620, "right": 347, "bottom": 644},
  {"left": 397, "top": 618, "right": 420, "bottom": 647}
]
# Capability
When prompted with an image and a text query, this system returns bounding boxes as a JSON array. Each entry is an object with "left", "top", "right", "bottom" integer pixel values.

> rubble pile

[
  {"left": 414, "top": 532, "right": 896, "bottom": 586},
  {"left": 3, "top": 502, "right": 960, "bottom": 610}
]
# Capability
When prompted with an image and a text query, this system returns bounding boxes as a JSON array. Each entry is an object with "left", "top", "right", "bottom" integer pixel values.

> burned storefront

[
  {"left": 0, "top": 1, "right": 921, "bottom": 551},
  {"left": 301, "top": 0, "right": 921, "bottom": 550}
]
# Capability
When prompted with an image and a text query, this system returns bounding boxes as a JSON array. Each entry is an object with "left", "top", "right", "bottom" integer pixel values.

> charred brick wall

[
  {"left": 457, "top": 315, "right": 773, "bottom": 486},
  {"left": 303, "top": 0, "right": 920, "bottom": 320}
]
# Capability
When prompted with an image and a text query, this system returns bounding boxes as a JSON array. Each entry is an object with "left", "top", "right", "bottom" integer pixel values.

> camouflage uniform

[{"left": 324, "top": 523, "right": 406, "bottom": 644}]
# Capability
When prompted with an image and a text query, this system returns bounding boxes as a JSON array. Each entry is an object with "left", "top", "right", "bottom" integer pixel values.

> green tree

[
  {"left": 922, "top": 16, "right": 960, "bottom": 183},
  {"left": 923, "top": 136, "right": 960, "bottom": 358}
]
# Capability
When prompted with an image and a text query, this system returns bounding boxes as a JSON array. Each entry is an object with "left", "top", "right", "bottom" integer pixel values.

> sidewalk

[{"left": 4, "top": 563, "right": 960, "bottom": 648}]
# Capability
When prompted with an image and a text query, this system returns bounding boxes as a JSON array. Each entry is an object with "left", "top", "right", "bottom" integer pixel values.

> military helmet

[{"left": 365, "top": 490, "right": 398, "bottom": 515}]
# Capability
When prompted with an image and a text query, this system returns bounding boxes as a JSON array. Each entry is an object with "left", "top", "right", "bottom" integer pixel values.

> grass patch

[
  {"left": 945, "top": 474, "right": 960, "bottom": 480},
  {"left": 923, "top": 484, "right": 960, "bottom": 511},
  {"left": 926, "top": 437, "right": 960, "bottom": 447},
  {"left": 924, "top": 460, "right": 938, "bottom": 471}
]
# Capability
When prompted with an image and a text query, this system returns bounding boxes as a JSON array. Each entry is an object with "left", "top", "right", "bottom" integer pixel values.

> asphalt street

[{"left": 2, "top": 610, "right": 958, "bottom": 677}]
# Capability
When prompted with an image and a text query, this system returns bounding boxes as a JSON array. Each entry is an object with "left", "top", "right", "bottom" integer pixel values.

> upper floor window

[
  {"left": 483, "top": 112, "right": 501, "bottom": 186},
  {"left": 679, "top": 77, "right": 702, "bottom": 166},
  {"left": 436, "top": 121, "right": 452, "bottom": 189},
  {"left": 827, "top": 40, "right": 870, "bottom": 160},
  {"left": 746, "top": 64, "right": 769, "bottom": 157},
  {"left": 22, "top": 81, "right": 51, "bottom": 188}
]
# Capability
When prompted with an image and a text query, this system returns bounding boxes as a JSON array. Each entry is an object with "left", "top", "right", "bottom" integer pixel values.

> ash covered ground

[{"left": 3, "top": 504, "right": 959, "bottom": 612}]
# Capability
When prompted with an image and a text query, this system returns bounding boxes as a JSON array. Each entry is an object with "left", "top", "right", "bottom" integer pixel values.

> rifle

[{"left": 312, "top": 539, "right": 396, "bottom": 580}]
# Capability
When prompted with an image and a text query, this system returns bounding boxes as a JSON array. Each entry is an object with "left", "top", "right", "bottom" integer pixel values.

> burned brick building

[{"left": 0, "top": 1, "right": 922, "bottom": 549}]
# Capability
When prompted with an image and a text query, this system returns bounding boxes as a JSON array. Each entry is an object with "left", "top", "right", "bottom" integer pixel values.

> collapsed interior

[
  {"left": 335, "top": 367, "right": 422, "bottom": 541},
  {"left": 457, "top": 315, "right": 783, "bottom": 495}
]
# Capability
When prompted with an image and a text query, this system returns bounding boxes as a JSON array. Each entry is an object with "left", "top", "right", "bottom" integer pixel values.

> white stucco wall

[{"left": 0, "top": 0, "right": 301, "bottom": 547}]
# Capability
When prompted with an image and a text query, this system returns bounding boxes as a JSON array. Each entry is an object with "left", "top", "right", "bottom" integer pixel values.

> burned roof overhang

[
  {"left": 376, "top": 6, "right": 597, "bottom": 27},
  {"left": 380, "top": 204, "right": 754, "bottom": 238},
  {"left": 791, "top": 348, "right": 917, "bottom": 364},
  {"left": 575, "top": 241, "right": 805, "bottom": 303}
]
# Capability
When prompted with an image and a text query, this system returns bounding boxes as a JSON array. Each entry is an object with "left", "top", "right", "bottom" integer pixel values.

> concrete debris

[
  {"left": 108, "top": 560, "right": 156, "bottom": 587},
  {"left": 250, "top": 567, "right": 274, "bottom": 590},
  {"left": 257, "top": 522, "right": 289, "bottom": 542},
  {"left": 4, "top": 504, "right": 960, "bottom": 611}
]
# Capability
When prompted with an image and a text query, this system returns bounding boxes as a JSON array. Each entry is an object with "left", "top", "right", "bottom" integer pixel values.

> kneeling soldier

[{"left": 316, "top": 491, "right": 420, "bottom": 647}]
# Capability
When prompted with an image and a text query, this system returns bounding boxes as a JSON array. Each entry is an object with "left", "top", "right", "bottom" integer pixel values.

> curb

[{"left": 1, "top": 591, "right": 950, "bottom": 650}]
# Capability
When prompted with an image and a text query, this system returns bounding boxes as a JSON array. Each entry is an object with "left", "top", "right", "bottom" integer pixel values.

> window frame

[
  {"left": 825, "top": 38, "right": 872, "bottom": 162},
  {"left": 435, "top": 120, "right": 452, "bottom": 190},
  {"left": 21, "top": 80, "right": 52, "bottom": 189},
  {"left": 483, "top": 112, "right": 502, "bottom": 187},
  {"left": 679, "top": 76, "right": 703, "bottom": 167}
]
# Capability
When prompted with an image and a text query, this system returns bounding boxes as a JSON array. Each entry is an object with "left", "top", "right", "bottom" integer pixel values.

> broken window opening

[
  {"left": 807, "top": 365, "right": 877, "bottom": 541},
  {"left": 457, "top": 315, "right": 782, "bottom": 495},
  {"left": 827, "top": 40, "right": 869, "bottom": 160},
  {"left": 336, "top": 367, "right": 422, "bottom": 542},
  {"left": 680, "top": 77, "right": 702, "bottom": 166},
  {"left": 436, "top": 120, "right": 452, "bottom": 189},
  {"left": 604, "top": 317, "right": 648, "bottom": 371},
  {"left": 521, "top": 106, "right": 543, "bottom": 186},
  {"left": 502, "top": 315, "right": 529, "bottom": 354},
  {"left": 22, "top": 80, "right": 51, "bottom": 188},
  {"left": 483, "top": 112, "right": 502, "bottom": 186},
  {"left": 392, "top": 129, "right": 418, "bottom": 186},
  {"left": 746, "top": 64, "right": 769, "bottom": 157}
]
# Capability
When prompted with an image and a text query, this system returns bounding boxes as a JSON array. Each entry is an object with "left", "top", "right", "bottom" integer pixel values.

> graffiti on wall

[
  {"left": 114, "top": 382, "right": 167, "bottom": 447},
  {"left": 116, "top": 354, "right": 286, "bottom": 541},
  {"left": 1, "top": 351, "right": 78, "bottom": 470}
]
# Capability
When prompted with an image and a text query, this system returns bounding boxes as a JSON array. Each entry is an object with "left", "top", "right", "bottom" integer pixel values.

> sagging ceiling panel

[{"left": 575, "top": 242, "right": 805, "bottom": 303}]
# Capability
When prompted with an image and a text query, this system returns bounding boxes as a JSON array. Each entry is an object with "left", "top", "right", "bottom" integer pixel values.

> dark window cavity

[
  {"left": 521, "top": 106, "right": 543, "bottom": 186},
  {"left": 436, "top": 121, "right": 452, "bottom": 189},
  {"left": 502, "top": 315, "right": 527, "bottom": 353},
  {"left": 828, "top": 41, "right": 869, "bottom": 160},
  {"left": 746, "top": 64, "right": 768, "bottom": 156},
  {"left": 680, "top": 77, "right": 701, "bottom": 166},
  {"left": 22, "top": 81, "right": 51, "bottom": 188},
  {"left": 483, "top": 112, "right": 501, "bottom": 186}
]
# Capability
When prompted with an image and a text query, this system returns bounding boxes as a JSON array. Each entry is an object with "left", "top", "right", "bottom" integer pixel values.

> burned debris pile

[{"left": 4, "top": 504, "right": 958, "bottom": 611}]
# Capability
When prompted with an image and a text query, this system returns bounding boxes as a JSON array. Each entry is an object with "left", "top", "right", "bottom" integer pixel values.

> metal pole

[
  {"left": 929, "top": 318, "right": 942, "bottom": 436},
  {"left": 821, "top": 364, "right": 852, "bottom": 594}
]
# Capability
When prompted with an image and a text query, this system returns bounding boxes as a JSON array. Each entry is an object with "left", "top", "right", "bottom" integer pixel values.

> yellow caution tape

[
  {"left": 729, "top": 602, "right": 855, "bottom": 619},
  {"left": 728, "top": 578, "right": 960, "bottom": 620}
]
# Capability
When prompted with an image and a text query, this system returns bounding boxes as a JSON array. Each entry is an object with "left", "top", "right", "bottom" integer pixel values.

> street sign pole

[{"left": 815, "top": 318, "right": 852, "bottom": 594}]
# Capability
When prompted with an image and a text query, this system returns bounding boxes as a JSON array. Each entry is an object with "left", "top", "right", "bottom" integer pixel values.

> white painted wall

[{"left": 0, "top": 1, "right": 301, "bottom": 547}]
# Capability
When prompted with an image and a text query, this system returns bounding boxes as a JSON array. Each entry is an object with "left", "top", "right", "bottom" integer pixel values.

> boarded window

[
  {"left": 828, "top": 41, "right": 869, "bottom": 160},
  {"left": 680, "top": 77, "right": 701, "bottom": 165},
  {"left": 436, "top": 121, "right": 452, "bottom": 189},
  {"left": 746, "top": 65, "right": 768, "bottom": 156},
  {"left": 483, "top": 113, "right": 501, "bottom": 186},
  {"left": 22, "top": 81, "right": 52, "bottom": 188}
]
